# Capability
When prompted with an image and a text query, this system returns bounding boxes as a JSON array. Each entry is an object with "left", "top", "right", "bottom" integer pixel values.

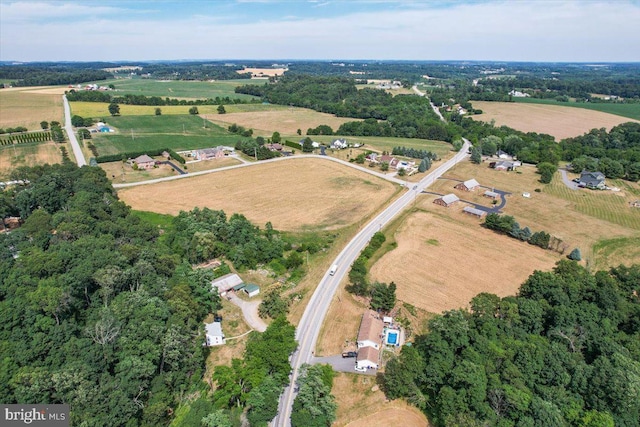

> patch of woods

[
  {"left": 0, "top": 164, "right": 312, "bottom": 426},
  {"left": 482, "top": 213, "right": 573, "bottom": 255},
  {"left": 66, "top": 89, "right": 257, "bottom": 106},
  {"left": 0, "top": 65, "right": 111, "bottom": 86},
  {"left": 382, "top": 260, "right": 640, "bottom": 427},
  {"left": 346, "top": 232, "right": 397, "bottom": 312}
]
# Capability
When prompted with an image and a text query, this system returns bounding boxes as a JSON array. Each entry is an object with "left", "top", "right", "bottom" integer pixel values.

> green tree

[
  {"left": 370, "top": 282, "right": 396, "bottom": 312},
  {"left": 40, "top": 121, "right": 49, "bottom": 130},
  {"left": 189, "top": 106, "right": 199, "bottom": 115},
  {"left": 271, "top": 131, "right": 281, "bottom": 143},
  {"left": 217, "top": 104, "right": 226, "bottom": 114},
  {"left": 108, "top": 102, "right": 120, "bottom": 116},
  {"left": 537, "top": 162, "right": 557, "bottom": 183},
  {"left": 380, "top": 161, "right": 389, "bottom": 171},
  {"left": 397, "top": 168, "right": 406, "bottom": 177},
  {"left": 291, "top": 364, "right": 337, "bottom": 427},
  {"left": 302, "top": 137, "right": 314, "bottom": 153},
  {"left": 201, "top": 410, "right": 231, "bottom": 427},
  {"left": 155, "top": 107, "right": 162, "bottom": 116},
  {"left": 418, "top": 157, "right": 431, "bottom": 173},
  {"left": 568, "top": 248, "right": 581, "bottom": 261},
  {"left": 471, "top": 146, "right": 482, "bottom": 164},
  {"left": 246, "top": 376, "right": 281, "bottom": 426}
]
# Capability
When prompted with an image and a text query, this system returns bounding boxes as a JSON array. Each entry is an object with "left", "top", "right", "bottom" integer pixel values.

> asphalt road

[
  {"left": 272, "top": 139, "right": 471, "bottom": 427},
  {"left": 63, "top": 95, "right": 87, "bottom": 167},
  {"left": 559, "top": 168, "right": 579, "bottom": 190}
]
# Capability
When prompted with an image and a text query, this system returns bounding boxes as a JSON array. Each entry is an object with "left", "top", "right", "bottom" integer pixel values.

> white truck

[{"left": 329, "top": 264, "right": 338, "bottom": 276}]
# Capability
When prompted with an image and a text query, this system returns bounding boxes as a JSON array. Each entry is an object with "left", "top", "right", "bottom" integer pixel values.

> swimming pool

[{"left": 387, "top": 331, "right": 398, "bottom": 345}]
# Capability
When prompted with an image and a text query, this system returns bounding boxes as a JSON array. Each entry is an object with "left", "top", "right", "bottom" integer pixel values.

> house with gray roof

[
  {"left": 579, "top": 171, "right": 606, "bottom": 189},
  {"left": 434, "top": 193, "right": 460, "bottom": 207},
  {"left": 455, "top": 178, "right": 481, "bottom": 191}
]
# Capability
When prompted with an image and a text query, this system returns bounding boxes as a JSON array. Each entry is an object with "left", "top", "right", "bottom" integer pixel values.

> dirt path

[{"left": 227, "top": 293, "right": 267, "bottom": 332}]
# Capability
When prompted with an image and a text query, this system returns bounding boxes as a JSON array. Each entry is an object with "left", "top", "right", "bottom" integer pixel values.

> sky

[{"left": 1, "top": 0, "right": 639, "bottom": 63}]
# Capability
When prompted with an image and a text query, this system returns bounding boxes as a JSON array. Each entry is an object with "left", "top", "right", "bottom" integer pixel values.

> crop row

[{"left": 0, "top": 131, "right": 52, "bottom": 145}]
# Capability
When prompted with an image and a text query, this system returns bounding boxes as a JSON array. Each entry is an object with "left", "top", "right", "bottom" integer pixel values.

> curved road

[
  {"left": 272, "top": 139, "right": 471, "bottom": 427},
  {"left": 63, "top": 95, "right": 86, "bottom": 167}
]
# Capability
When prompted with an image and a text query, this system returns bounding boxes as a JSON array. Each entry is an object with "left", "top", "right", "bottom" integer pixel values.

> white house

[
  {"left": 205, "top": 322, "right": 225, "bottom": 346},
  {"left": 331, "top": 138, "right": 348, "bottom": 149},
  {"left": 355, "top": 346, "right": 379, "bottom": 371},
  {"left": 357, "top": 311, "right": 384, "bottom": 350}
]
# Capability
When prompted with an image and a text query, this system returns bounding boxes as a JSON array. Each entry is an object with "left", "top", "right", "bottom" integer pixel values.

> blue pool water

[{"left": 387, "top": 331, "right": 398, "bottom": 345}]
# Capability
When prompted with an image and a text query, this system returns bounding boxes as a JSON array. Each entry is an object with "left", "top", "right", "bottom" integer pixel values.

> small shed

[
  {"left": 455, "top": 179, "right": 480, "bottom": 191},
  {"left": 463, "top": 206, "right": 487, "bottom": 218},
  {"left": 243, "top": 284, "right": 260, "bottom": 298},
  {"left": 205, "top": 322, "right": 225, "bottom": 346},
  {"left": 484, "top": 190, "right": 500, "bottom": 199},
  {"left": 232, "top": 283, "right": 246, "bottom": 292},
  {"left": 434, "top": 193, "right": 460, "bottom": 207}
]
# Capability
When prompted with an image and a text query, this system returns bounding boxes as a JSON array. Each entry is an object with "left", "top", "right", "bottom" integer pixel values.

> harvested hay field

[
  {"left": 470, "top": 101, "right": 639, "bottom": 140},
  {"left": 117, "top": 158, "right": 400, "bottom": 231},
  {"left": 203, "top": 107, "right": 360, "bottom": 136},
  {"left": 0, "top": 87, "right": 64, "bottom": 130},
  {"left": 0, "top": 142, "right": 63, "bottom": 178},
  {"left": 332, "top": 372, "right": 429, "bottom": 427},
  {"left": 369, "top": 207, "right": 560, "bottom": 314}
]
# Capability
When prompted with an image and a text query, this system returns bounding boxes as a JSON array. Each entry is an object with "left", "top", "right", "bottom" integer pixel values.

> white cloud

[
  {"left": 1, "top": 0, "right": 638, "bottom": 61},
  {"left": 0, "top": 1, "right": 128, "bottom": 22}
]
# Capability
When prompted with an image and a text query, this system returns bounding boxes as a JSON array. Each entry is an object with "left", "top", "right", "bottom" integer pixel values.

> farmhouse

[
  {"left": 357, "top": 310, "right": 384, "bottom": 350},
  {"left": 434, "top": 193, "right": 460, "bottom": 207},
  {"left": 496, "top": 150, "right": 511, "bottom": 159},
  {"left": 463, "top": 206, "right": 487, "bottom": 218},
  {"left": 455, "top": 179, "right": 481, "bottom": 191},
  {"left": 211, "top": 273, "right": 243, "bottom": 294},
  {"left": 355, "top": 346, "right": 379, "bottom": 371},
  {"left": 266, "top": 143, "right": 283, "bottom": 152},
  {"left": 579, "top": 171, "right": 606, "bottom": 189},
  {"left": 204, "top": 322, "right": 225, "bottom": 346},
  {"left": 380, "top": 155, "right": 400, "bottom": 169},
  {"left": 330, "top": 138, "right": 348, "bottom": 149},
  {"left": 491, "top": 160, "right": 521, "bottom": 171},
  {"left": 131, "top": 154, "right": 155, "bottom": 170},
  {"left": 195, "top": 147, "right": 225, "bottom": 160},
  {"left": 365, "top": 153, "right": 379, "bottom": 163}
]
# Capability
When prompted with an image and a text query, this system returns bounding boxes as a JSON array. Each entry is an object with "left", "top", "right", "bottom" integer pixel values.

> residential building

[
  {"left": 455, "top": 179, "right": 481, "bottom": 191},
  {"left": 205, "top": 322, "right": 225, "bottom": 346},
  {"left": 355, "top": 346, "right": 379, "bottom": 370},
  {"left": 132, "top": 154, "right": 155, "bottom": 170},
  {"left": 357, "top": 310, "right": 384, "bottom": 350},
  {"left": 463, "top": 206, "right": 487, "bottom": 218},
  {"left": 211, "top": 273, "right": 243, "bottom": 295},
  {"left": 195, "top": 147, "right": 225, "bottom": 160},
  {"left": 434, "top": 194, "right": 460, "bottom": 207},
  {"left": 579, "top": 171, "right": 606, "bottom": 189}
]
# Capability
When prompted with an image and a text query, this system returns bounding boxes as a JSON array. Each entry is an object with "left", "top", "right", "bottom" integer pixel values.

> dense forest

[
  {"left": 383, "top": 261, "right": 640, "bottom": 427},
  {"left": 0, "top": 163, "right": 302, "bottom": 426},
  {"left": 0, "top": 65, "right": 112, "bottom": 87}
]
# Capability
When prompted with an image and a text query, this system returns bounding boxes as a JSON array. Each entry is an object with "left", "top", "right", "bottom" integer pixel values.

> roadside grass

[
  {"left": 89, "top": 78, "right": 261, "bottom": 100},
  {"left": 0, "top": 141, "right": 64, "bottom": 178},
  {"left": 0, "top": 88, "right": 64, "bottom": 130},
  {"left": 513, "top": 97, "right": 640, "bottom": 121}
]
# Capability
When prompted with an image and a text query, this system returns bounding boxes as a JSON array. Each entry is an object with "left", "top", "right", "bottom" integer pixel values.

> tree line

[
  {"left": 66, "top": 89, "right": 258, "bottom": 106},
  {"left": 383, "top": 260, "right": 640, "bottom": 427}
]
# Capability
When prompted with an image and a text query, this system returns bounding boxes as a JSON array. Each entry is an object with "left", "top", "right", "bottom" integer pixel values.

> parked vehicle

[{"left": 342, "top": 351, "right": 357, "bottom": 358}]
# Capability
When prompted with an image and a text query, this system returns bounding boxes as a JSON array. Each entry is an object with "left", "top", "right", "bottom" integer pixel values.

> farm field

[
  {"left": 332, "top": 372, "right": 429, "bottom": 427},
  {"left": 0, "top": 86, "right": 64, "bottom": 130},
  {"left": 117, "top": 157, "right": 401, "bottom": 231},
  {"left": 0, "top": 141, "right": 64, "bottom": 178},
  {"left": 513, "top": 97, "right": 640, "bottom": 121},
  {"left": 203, "top": 106, "right": 361, "bottom": 136},
  {"left": 436, "top": 161, "right": 640, "bottom": 266},
  {"left": 70, "top": 101, "right": 223, "bottom": 118},
  {"left": 87, "top": 115, "right": 245, "bottom": 156},
  {"left": 470, "top": 101, "right": 639, "bottom": 140},
  {"left": 87, "top": 78, "right": 261, "bottom": 100},
  {"left": 369, "top": 206, "right": 560, "bottom": 314}
]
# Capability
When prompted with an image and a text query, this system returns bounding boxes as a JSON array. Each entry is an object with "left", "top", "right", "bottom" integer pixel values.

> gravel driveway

[
  {"left": 227, "top": 292, "right": 267, "bottom": 332},
  {"left": 559, "top": 168, "right": 579, "bottom": 190}
]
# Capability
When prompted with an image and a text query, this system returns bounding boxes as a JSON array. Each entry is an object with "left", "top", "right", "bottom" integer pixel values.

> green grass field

[
  {"left": 90, "top": 114, "right": 244, "bottom": 156},
  {"left": 544, "top": 176, "right": 640, "bottom": 231},
  {"left": 91, "top": 78, "right": 262, "bottom": 100},
  {"left": 513, "top": 97, "right": 640, "bottom": 121},
  {"left": 288, "top": 134, "right": 453, "bottom": 158},
  {"left": 591, "top": 236, "right": 640, "bottom": 270}
]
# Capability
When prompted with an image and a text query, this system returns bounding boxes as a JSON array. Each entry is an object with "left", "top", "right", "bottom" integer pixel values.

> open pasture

[
  {"left": 117, "top": 158, "right": 400, "bottom": 231},
  {"left": 0, "top": 87, "right": 64, "bottom": 130},
  {"left": 332, "top": 372, "right": 429, "bottom": 427},
  {"left": 470, "top": 101, "right": 639, "bottom": 140},
  {"left": 91, "top": 78, "right": 261, "bottom": 100},
  {"left": 514, "top": 97, "right": 640, "bottom": 121},
  {"left": 0, "top": 141, "right": 63, "bottom": 178},
  {"left": 203, "top": 106, "right": 361, "bottom": 136},
  {"left": 88, "top": 115, "right": 243, "bottom": 156},
  {"left": 369, "top": 207, "right": 560, "bottom": 314}
]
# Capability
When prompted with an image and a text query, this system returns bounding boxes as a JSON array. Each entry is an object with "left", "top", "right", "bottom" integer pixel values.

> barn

[{"left": 434, "top": 193, "right": 460, "bottom": 207}]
